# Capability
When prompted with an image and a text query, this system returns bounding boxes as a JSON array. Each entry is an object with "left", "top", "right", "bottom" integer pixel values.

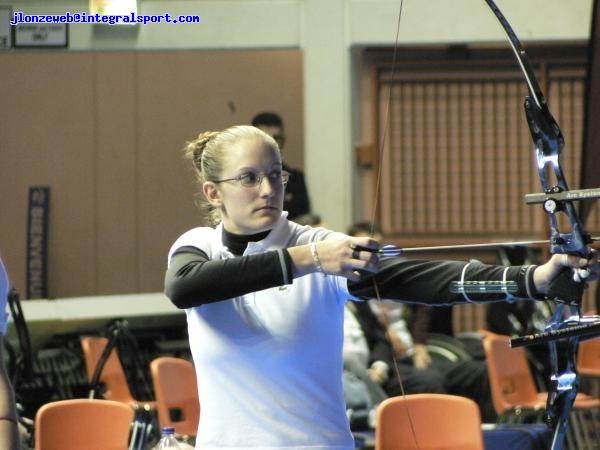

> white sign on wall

[
  {"left": 0, "top": 6, "right": 12, "bottom": 49},
  {"left": 14, "top": 23, "right": 68, "bottom": 48}
]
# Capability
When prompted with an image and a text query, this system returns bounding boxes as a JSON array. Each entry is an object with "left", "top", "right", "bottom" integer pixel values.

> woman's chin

[{"left": 254, "top": 209, "right": 280, "bottom": 227}]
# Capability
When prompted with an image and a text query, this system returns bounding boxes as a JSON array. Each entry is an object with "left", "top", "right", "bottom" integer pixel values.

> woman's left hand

[{"left": 533, "top": 250, "right": 600, "bottom": 297}]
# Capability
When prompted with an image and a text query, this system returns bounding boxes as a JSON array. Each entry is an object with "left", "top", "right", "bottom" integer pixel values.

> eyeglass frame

[{"left": 212, "top": 169, "right": 290, "bottom": 188}]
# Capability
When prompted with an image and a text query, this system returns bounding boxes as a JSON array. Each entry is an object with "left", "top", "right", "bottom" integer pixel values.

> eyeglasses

[{"left": 213, "top": 170, "right": 290, "bottom": 188}]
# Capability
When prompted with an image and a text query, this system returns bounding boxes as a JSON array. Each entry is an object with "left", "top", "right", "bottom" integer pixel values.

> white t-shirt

[
  {"left": 342, "top": 305, "right": 369, "bottom": 368},
  {"left": 168, "top": 214, "right": 357, "bottom": 450}
]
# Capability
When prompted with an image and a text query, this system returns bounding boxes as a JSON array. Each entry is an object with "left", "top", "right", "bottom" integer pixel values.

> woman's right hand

[{"left": 289, "top": 237, "right": 381, "bottom": 280}]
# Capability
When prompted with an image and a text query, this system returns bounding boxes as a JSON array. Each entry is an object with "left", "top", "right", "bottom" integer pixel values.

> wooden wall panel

[
  {"left": 376, "top": 68, "right": 582, "bottom": 244},
  {"left": 93, "top": 52, "right": 139, "bottom": 294},
  {"left": 134, "top": 50, "right": 304, "bottom": 292},
  {"left": 373, "top": 56, "right": 598, "bottom": 332},
  {"left": 0, "top": 49, "right": 303, "bottom": 298},
  {"left": 0, "top": 53, "right": 96, "bottom": 297}
]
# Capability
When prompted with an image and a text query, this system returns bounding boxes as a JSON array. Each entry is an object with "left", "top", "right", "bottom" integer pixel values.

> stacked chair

[
  {"left": 481, "top": 330, "right": 600, "bottom": 450},
  {"left": 150, "top": 356, "right": 199, "bottom": 439}
]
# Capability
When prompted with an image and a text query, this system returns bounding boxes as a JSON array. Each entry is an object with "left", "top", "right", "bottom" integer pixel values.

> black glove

[{"left": 545, "top": 266, "right": 584, "bottom": 306}]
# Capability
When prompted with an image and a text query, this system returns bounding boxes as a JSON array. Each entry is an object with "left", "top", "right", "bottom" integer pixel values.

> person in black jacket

[{"left": 251, "top": 112, "right": 311, "bottom": 220}]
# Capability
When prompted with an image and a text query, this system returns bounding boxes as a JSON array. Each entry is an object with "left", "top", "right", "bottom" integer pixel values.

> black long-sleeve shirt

[{"left": 165, "top": 229, "right": 539, "bottom": 309}]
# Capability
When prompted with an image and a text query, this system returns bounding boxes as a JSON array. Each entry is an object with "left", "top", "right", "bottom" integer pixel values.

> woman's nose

[{"left": 258, "top": 176, "right": 277, "bottom": 196}]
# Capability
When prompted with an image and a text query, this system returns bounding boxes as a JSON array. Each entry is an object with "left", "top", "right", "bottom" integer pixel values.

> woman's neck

[{"left": 222, "top": 228, "right": 271, "bottom": 256}]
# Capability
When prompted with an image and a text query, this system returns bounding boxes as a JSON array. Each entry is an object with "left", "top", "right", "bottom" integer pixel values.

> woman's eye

[
  {"left": 241, "top": 173, "right": 260, "bottom": 185},
  {"left": 268, "top": 170, "right": 282, "bottom": 181}
]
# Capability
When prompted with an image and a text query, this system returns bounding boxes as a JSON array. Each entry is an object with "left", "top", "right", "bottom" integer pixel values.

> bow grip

[{"left": 545, "top": 266, "right": 585, "bottom": 306}]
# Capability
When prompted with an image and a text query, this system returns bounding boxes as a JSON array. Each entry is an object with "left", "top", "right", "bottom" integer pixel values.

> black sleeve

[
  {"left": 348, "top": 257, "right": 539, "bottom": 305},
  {"left": 164, "top": 246, "right": 294, "bottom": 308}
]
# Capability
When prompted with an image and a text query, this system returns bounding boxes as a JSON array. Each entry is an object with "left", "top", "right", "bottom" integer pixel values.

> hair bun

[{"left": 184, "top": 131, "right": 219, "bottom": 170}]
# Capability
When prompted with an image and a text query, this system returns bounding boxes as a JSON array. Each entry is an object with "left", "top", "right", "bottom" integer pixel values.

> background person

[
  {"left": 347, "top": 221, "right": 495, "bottom": 421},
  {"left": 251, "top": 112, "right": 311, "bottom": 219},
  {"left": 0, "top": 255, "right": 21, "bottom": 450}
]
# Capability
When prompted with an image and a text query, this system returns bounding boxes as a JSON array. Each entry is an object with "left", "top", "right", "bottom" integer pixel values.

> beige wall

[
  {"left": 2, "top": 1, "right": 593, "bottom": 235},
  {"left": 0, "top": 49, "right": 303, "bottom": 298},
  {"left": 0, "top": 0, "right": 594, "bottom": 300}
]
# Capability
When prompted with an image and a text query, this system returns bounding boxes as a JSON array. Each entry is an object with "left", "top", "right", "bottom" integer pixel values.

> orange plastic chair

[
  {"left": 482, "top": 331, "right": 599, "bottom": 414},
  {"left": 578, "top": 336, "right": 600, "bottom": 377},
  {"left": 578, "top": 334, "right": 600, "bottom": 403},
  {"left": 481, "top": 331, "right": 545, "bottom": 419},
  {"left": 150, "top": 356, "right": 200, "bottom": 437},
  {"left": 34, "top": 398, "right": 134, "bottom": 450},
  {"left": 481, "top": 330, "right": 600, "bottom": 449},
  {"left": 80, "top": 335, "right": 154, "bottom": 408},
  {"left": 577, "top": 312, "right": 600, "bottom": 382},
  {"left": 375, "top": 393, "right": 484, "bottom": 450}
]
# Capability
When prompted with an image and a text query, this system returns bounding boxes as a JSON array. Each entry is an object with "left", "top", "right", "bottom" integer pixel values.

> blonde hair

[{"left": 184, "top": 125, "right": 280, "bottom": 224}]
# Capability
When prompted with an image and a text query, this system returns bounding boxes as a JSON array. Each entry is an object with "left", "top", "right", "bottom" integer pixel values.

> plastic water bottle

[{"left": 157, "top": 427, "right": 181, "bottom": 449}]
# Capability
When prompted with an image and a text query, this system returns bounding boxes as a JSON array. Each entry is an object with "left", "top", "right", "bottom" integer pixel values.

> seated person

[
  {"left": 379, "top": 301, "right": 495, "bottom": 421},
  {"left": 0, "top": 255, "right": 21, "bottom": 449},
  {"left": 346, "top": 221, "right": 495, "bottom": 422},
  {"left": 344, "top": 300, "right": 446, "bottom": 398}
]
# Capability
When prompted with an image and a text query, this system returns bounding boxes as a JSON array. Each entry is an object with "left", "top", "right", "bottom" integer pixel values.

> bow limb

[
  {"left": 482, "top": 2, "right": 600, "bottom": 449},
  {"left": 483, "top": 0, "right": 592, "bottom": 257}
]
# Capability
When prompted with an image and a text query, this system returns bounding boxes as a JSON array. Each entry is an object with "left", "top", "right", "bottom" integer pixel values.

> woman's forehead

[{"left": 226, "top": 138, "right": 281, "bottom": 167}]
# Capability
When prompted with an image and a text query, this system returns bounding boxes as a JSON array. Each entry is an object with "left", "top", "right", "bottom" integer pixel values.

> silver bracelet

[{"left": 310, "top": 242, "right": 326, "bottom": 276}]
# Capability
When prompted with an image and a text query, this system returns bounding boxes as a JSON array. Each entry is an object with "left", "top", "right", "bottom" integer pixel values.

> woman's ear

[{"left": 203, "top": 182, "right": 222, "bottom": 207}]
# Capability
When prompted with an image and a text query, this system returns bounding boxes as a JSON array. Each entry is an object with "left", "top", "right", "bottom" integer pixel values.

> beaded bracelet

[{"left": 309, "top": 242, "right": 326, "bottom": 276}]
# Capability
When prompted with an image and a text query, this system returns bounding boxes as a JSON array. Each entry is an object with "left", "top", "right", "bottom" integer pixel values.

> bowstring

[
  {"left": 369, "top": 0, "right": 403, "bottom": 231},
  {"left": 368, "top": 0, "right": 421, "bottom": 447}
]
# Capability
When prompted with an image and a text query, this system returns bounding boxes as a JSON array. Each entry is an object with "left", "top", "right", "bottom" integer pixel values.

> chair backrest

[
  {"left": 150, "top": 356, "right": 200, "bottom": 437},
  {"left": 578, "top": 336, "right": 600, "bottom": 376},
  {"left": 35, "top": 398, "right": 134, "bottom": 450},
  {"left": 375, "top": 393, "right": 484, "bottom": 450},
  {"left": 481, "top": 331, "right": 539, "bottom": 415},
  {"left": 577, "top": 310, "right": 600, "bottom": 376},
  {"left": 80, "top": 335, "right": 136, "bottom": 404}
]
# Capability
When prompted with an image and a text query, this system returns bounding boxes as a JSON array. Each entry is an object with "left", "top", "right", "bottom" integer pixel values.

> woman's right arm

[
  {"left": 165, "top": 236, "right": 381, "bottom": 308},
  {"left": 165, "top": 246, "right": 293, "bottom": 308}
]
